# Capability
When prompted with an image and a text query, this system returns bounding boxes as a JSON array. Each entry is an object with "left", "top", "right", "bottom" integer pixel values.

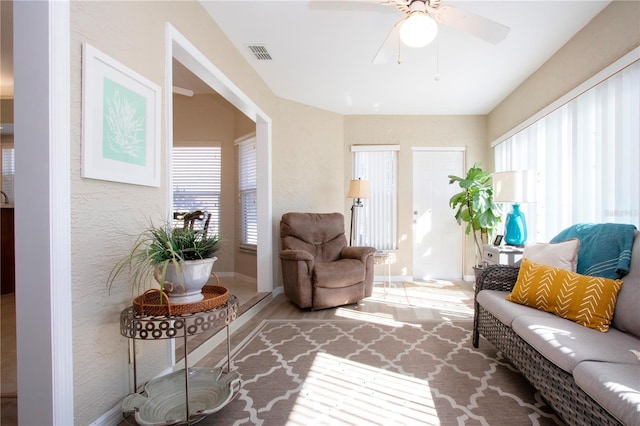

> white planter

[{"left": 161, "top": 257, "right": 217, "bottom": 304}]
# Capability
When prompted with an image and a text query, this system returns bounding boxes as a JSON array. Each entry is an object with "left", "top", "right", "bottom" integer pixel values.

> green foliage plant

[
  {"left": 108, "top": 221, "right": 222, "bottom": 296},
  {"left": 448, "top": 162, "right": 502, "bottom": 266}
]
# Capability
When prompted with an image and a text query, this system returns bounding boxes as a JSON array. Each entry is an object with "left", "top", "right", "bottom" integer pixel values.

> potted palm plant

[
  {"left": 448, "top": 162, "right": 502, "bottom": 271},
  {"left": 108, "top": 220, "right": 222, "bottom": 304}
]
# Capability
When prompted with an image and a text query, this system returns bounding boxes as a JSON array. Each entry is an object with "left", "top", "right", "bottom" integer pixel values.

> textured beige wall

[
  {"left": 235, "top": 110, "right": 256, "bottom": 139},
  {"left": 488, "top": 0, "right": 640, "bottom": 142},
  {"left": 0, "top": 99, "right": 12, "bottom": 122},
  {"left": 70, "top": 2, "right": 275, "bottom": 424},
  {"left": 344, "top": 115, "right": 488, "bottom": 278},
  {"left": 273, "top": 100, "right": 345, "bottom": 216},
  {"left": 71, "top": 3, "right": 169, "bottom": 424}
]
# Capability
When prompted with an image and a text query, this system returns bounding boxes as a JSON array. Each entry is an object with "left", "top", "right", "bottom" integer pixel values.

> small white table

[
  {"left": 482, "top": 244, "right": 524, "bottom": 266},
  {"left": 374, "top": 251, "right": 396, "bottom": 292}
]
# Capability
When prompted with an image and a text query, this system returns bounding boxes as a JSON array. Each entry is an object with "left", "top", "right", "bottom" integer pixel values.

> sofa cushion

[
  {"left": 313, "top": 259, "right": 365, "bottom": 288},
  {"left": 523, "top": 238, "right": 579, "bottom": 271},
  {"left": 512, "top": 315, "right": 640, "bottom": 373},
  {"left": 477, "top": 290, "right": 554, "bottom": 326},
  {"left": 573, "top": 361, "right": 640, "bottom": 426},
  {"left": 507, "top": 258, "right": 623, "bottom": 331},
  {"left": 612, "top": 230, "right": 640, "bottom": 338}
]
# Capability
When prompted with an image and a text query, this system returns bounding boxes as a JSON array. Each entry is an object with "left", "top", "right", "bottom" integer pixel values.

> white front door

[{"left": 412, "top": 149, "right": 464, "bottom": 280}]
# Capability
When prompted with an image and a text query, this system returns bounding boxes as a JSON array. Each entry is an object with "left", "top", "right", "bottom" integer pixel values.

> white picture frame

[{"left": 81, "top": 43, "right": 161, "bottom": 187}]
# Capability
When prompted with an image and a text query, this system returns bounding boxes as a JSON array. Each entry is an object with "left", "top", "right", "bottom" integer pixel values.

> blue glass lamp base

[{"left": 504, "top": 203, "right": 527, "bottom": 246}]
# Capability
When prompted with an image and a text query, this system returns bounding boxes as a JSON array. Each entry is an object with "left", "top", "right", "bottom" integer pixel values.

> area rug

[{"left": 206, "top": 319, "right": 563, "bottom": 425}]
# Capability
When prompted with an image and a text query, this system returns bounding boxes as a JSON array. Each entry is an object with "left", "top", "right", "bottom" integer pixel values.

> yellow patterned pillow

[{"left": 506, "top": 258, "right": 623, "bottom": 332}]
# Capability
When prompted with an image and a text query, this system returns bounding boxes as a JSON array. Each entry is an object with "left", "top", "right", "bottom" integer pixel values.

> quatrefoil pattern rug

[{"left": 208, "top": 319, "right": 563, "bottom": 425}]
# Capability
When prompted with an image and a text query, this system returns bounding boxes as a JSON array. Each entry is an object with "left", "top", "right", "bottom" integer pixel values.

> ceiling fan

[{"left": 314, "top": 0, "right": 510, "bottom": 64}]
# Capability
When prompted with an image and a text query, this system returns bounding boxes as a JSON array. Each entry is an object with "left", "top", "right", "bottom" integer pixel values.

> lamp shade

[
  {"left": 347, "top": 179, "right": 370, "bottom": 200},
  {"left": 400, "top": 12, "right": 438, "bottom": 48},
  {"left": 493, "top": 170, "right": 536, "bottom": 203}
]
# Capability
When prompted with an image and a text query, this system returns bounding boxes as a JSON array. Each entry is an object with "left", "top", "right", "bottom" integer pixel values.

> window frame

[
  {"left": 351, "top": 144, "right": 399, "bottom": 250},
  {"left": 237, "top": 136, "right": 258, "bottom": 250},
  {"left": 171, "top": 143, "right": 222, "bottom": 236}
]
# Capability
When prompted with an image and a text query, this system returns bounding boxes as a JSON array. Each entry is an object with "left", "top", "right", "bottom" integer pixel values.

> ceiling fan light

[{"left": 399, "top": 13, "right": 438, "bottom": 48}]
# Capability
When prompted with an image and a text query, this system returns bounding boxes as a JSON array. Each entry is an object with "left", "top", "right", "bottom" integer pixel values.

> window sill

[{"left": 238, "top": 244, "right": 257, "bottom": 254}]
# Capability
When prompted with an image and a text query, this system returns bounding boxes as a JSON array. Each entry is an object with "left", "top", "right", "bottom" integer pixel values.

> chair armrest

[
  {"left": 280, "top": 249, "right": 314, "bottom": 262},
  {"left": 340, "top": 246, "right": 376, "bottom": 262},
  {"left": 476, "top": 265, "right": 520, "bottom": 295},
  {"left": 472, "top": 265, "right": 520, "bottom": 348}
]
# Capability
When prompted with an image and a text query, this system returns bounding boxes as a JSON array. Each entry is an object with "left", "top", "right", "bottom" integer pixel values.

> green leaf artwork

[{"left": 102, "top": 78, "right": 147, "bottom": 166}]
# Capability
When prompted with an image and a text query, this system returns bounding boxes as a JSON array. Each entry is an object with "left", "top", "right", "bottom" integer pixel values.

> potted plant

[
  {"left": 108, "top": 220, "right": 222, "bottom": 304},
  {"left": 448, "top": 162, "right": 502, "bottom": 271}
]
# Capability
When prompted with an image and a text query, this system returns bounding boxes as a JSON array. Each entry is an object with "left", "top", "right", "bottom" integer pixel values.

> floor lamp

[
  {"left": 493, "top": 170, "right": 536, "bottom": 246},
  {"left": 347, "top": 178, "right": 370, "bottom": 246}
]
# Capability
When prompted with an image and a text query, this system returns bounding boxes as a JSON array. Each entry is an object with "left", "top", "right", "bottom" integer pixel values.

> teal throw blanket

[{"left": 550, "top": 223, "right": 637, "bottom": 279}]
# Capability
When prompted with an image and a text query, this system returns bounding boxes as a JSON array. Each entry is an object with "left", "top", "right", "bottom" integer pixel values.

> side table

[
  {"left": 119, "top": 294, "right": 239, "bottom": 425},
  {"left": 482, "top": 244, "right": 524, "bottom": 266},
  {"left": 374, "top": 251, "right": 396, "bottom": 292}
]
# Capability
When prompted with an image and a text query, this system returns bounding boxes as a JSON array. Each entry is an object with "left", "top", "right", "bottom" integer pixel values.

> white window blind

[
  {"left": 237, "top": 138, "right": 257, "bottom": 247},
  {"left": 352, "top": 145, "right": 399, "bottom": 250},
  {"left": 1, "top": 148, "right": 14, "bottom": 204},
  {"left": 172, "top": 146, "right": 221, "bottom": 236},
  {"left": 495, "top": 60, "right": 640, "bottom": 241}
]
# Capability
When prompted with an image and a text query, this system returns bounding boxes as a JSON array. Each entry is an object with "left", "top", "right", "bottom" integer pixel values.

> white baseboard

[
  {"left": 213, "top": 271, "right": 257, "bottom": 285},
  {"left": 374, "top": 275, "right": 476, "bottom": 283},
  {"left": 373, "top": 275, "right": 407, "bottom": 283},
  {"left": 90, "top": 405, "right": 122, "bottom": 426}
]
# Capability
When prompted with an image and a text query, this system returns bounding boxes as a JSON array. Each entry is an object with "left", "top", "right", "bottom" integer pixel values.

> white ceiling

[{"left": 198, "top": 0, "right": 610, "bottom": 115}]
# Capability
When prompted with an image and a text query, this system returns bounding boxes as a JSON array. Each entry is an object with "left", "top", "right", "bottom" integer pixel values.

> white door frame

[
  {"left": 14, "top": 1, "right": 74, "bottom": 424},
  {"left": 165, "top": 25, "right": 273, "bottom": 293}
]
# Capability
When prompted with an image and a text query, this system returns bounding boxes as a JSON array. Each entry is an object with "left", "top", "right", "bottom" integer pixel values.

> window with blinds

[
  {"left": 494, "top": 60, "right": 640, "bottom": 241},
  {"left": 172, "top": 146, "right": 221, "bottom": 236},
  {"left": 237, "top": 138, "right": 257, "bottom": 247},
  {"left": 2, "top": 148, "right": 14, "bottom": 204},
  {"left": 352, "top": 145, "right": 399, "bottom": 250}
]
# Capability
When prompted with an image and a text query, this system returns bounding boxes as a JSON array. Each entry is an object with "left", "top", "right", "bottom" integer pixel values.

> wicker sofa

[{"left": 473, "top": 230, "right": 640, "bottom": 426}]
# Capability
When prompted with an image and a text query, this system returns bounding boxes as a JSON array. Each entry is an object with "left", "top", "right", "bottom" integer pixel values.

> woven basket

[{"left": 133, "top": 285, "right": 229, "bottom": 316}]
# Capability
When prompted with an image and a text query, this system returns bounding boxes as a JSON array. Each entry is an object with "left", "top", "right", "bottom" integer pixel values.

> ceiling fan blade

[
  {"left": 372, "top": 19, "right": 403, "bottom": 64},
  {"left": 309, "top": 0, "right": 398, "bottom": 13},
  {"left": 429, "top": 5, "right": 510, "bottom": 44}
]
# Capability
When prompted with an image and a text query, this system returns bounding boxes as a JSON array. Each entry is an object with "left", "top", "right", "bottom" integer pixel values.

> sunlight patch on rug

[
  {"left": 293, "top": 352, "right": 439, "bottom": 424},
  {"left": 334, "top": 306, "right": 411, "bottom": 327},
  {"left": 368, "top": 279, "right": 475, "bottom": 321}
]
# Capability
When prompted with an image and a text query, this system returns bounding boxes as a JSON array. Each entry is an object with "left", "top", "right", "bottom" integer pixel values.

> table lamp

[{"left": 493, "top": 170, "right": 536, "bottom": 246}]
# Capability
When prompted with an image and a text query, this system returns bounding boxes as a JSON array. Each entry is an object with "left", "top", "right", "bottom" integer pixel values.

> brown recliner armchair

[{"left": 280, "top": 212, "right": 376, "bottom": 310}]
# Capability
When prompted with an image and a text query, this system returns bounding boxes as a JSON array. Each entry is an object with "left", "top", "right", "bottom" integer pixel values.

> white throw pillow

[{"left": 523, "top": 238, "right": 580, "bottom": 271}]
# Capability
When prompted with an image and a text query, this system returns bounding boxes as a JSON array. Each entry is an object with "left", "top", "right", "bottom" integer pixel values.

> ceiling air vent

[{"left": 246, "top": 45, "right": 272, "bottom": 61}]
